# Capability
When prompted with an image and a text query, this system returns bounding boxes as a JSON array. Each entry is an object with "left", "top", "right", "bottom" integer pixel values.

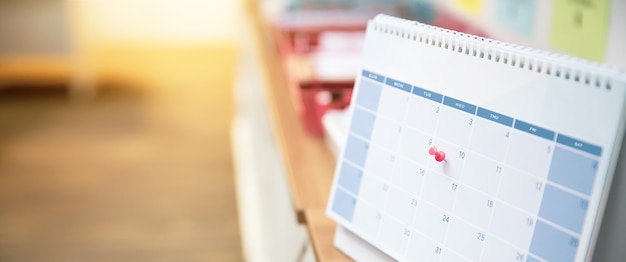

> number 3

[{"left": 469, "top": 118, "right": 473, "bottom": 125}]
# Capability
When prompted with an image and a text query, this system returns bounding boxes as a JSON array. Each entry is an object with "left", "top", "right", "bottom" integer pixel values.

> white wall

[{"left": 0, "top": 0, "right": 70, "bottom": 55}]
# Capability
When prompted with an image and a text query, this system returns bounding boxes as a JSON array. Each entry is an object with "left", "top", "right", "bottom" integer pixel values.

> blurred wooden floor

[{"left": 0, "top": 46, "right": 243, "bottom": 261}]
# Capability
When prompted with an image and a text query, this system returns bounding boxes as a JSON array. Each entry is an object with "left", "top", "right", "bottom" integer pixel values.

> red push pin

[{"left": 428, "top": 146, "right": 446, "bottom": 162}]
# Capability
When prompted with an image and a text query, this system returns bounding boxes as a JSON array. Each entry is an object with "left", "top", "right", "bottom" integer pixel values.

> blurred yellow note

[
  {"left": 550, "top": 0, "right": 610, "bottom": 61},
  {"left": 456, "top": 0, "right": 483, "bottom": 15}
]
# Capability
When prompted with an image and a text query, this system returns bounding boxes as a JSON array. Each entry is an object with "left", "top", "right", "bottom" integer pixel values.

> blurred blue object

[
  {"left": 407, "top": 0, "right": 435, "bottom": 24},
  {"left": 288, "top": 0, "right": 405, "bottom": 10},
  {"left": 286, "top": 0, "right": 436, "bottom": 25}
]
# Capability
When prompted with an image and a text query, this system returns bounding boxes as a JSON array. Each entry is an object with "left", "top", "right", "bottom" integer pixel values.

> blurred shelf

[
  {"left": 245, "top": 1, "right": 350, "bottom": 261},
  {"left": 0, "top": 56, "right": 71, "bottom": 86},
  {"left": 247, "top": 2, "right": 337, "bottom": 222}
]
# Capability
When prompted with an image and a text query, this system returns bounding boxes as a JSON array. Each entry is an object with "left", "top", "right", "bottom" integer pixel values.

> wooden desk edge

[{"left": 305, "top": 208, "right": 352, "bottom": 261}]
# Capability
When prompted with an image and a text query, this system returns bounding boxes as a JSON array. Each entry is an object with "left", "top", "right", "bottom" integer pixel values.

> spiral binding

[{"left": 370, "top": 14, "right": 626, "bottom": 91}]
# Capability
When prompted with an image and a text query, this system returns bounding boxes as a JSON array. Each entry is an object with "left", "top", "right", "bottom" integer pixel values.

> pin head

[
  {"left": 429, "top": 146, "right": 446, "bottom": 162},
  {"left": 435, "top": 151, "right": 446, "bottom": 162},
  {"left": 428, "top": 146, "right": 437, "bottom": 155}
]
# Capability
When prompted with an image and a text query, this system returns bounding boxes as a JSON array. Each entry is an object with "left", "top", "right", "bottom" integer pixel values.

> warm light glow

[{"left": 71, "top": 0, "right": 243, "bottom": 45}]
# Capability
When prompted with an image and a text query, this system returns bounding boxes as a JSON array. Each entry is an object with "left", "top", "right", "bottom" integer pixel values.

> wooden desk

[{"left": 246, "top": 1, "right": 350, "bottom": 261}]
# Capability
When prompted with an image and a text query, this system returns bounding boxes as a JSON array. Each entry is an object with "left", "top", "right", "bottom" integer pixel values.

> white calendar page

[{"left": 326, "top": 15, "right": 626, "bottom": 262}]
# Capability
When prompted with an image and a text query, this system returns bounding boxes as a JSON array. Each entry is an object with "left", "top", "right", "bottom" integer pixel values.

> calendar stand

[{"left": 334, "top": 225, "right": 394, "bottom": 261}]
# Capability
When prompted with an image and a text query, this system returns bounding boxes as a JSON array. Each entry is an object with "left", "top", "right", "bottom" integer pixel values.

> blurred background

[
  {"left": 0, "top": 0, "right": 623, "bottom": 261},
  {"left": 0, "top": 0, "right": 244, "bottom": 261}
]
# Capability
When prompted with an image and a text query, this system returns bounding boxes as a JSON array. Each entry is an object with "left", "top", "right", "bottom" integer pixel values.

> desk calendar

[{"left": 326, "top": 14, "right": 626, "bottom": 262}]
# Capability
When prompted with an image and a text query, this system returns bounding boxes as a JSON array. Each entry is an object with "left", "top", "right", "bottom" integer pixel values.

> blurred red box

[
  {"left": 272, "top": 10, "right": 370, "bottom": 136},
  {"left": 270, "top": 8, "right": 487, "bottom": 136}
]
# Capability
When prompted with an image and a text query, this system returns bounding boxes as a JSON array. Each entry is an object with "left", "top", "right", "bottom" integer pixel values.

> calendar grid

[
  {"left": 405, "top": 95, "right": 451, "bottom": 260},
  {"left": 437, "top": 102, "right": 479, "bottom": 261},
  {"left": 354, "top": 154, "right": 554, "bottom": 260},
  {"left": 330, "top": 69, "right": 611, "bottom": 262},
  {"left": 368, "top": 121, "right": 401, "bottom": 253},
  {"left": 349, "top": 98, "right": 591, "bottom": 257},
  {"left": 477, "top": 115, "right": 518, "bottom": 261},
  {"left": 505, "top": 126, "right": 554, "bottom": 261},
  {"left": 349, "top": 99, "right": 586, "bottom": 259},
  {"left": 544, "top": 179, "right": 591, "bottom": 204},
  {"left": 354, "top": 76, "right": 417, "bottom": 257},
  {"left": 396, "top": 82, "right": 427, "bottom": 257},
  {"left": 402, "top": 82, "right": 446, "bottom": 260},
  {"left": 535, "top": 216, "right": 582, "bottom": 239}
]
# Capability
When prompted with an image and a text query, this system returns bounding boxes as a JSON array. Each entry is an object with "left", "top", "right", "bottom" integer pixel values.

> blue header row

[
  {"left": 477, "top": 107, "right": 514, "bottom": 127},
  {"left": 385, "top": 77, "right": 412, "bottom": 92},
  {"left": 514, "top": 120, "right": 555, "bottom": 141},
  {"left": 362, "top": 70, "right": 385, "bottom": 83},
  {"left": 360, "top": 70, "right": 603, "bottom": 157},
  {"left": 443, "top": 96, "right": 477, "bottom": 115},
  {"left": 413, "top": 86, "right": 443, "bottom": 103},
  {"left": 557, "top": 134, "right": 602, "bottom": 156}
]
